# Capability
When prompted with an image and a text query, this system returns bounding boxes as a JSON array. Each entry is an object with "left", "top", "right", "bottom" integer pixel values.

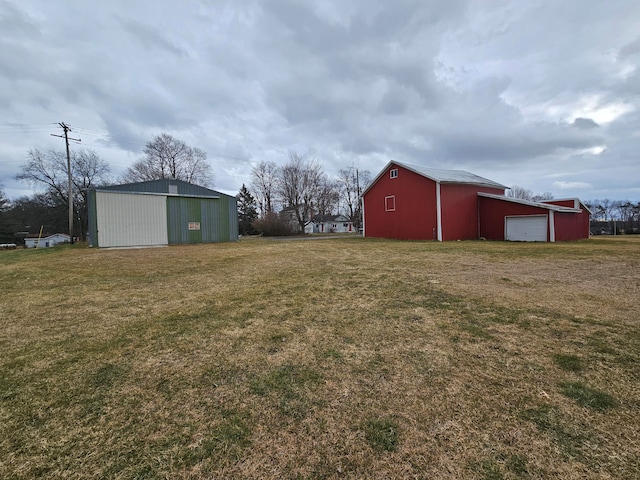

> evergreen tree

[{"left": 237, "top": 184, "right": 258, "bottom": 235}]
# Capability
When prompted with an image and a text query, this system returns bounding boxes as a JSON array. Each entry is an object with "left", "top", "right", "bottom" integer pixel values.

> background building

[
  {"left": 363, "top": 161, "right": 589, "bottom": 242},
  {"left": 87, "top": 179, "right": 238, "bottom": 248}
]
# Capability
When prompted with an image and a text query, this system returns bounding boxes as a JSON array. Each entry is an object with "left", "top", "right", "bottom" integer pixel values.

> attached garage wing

[{"left": 505, "top": 215, "right": 547, "bottom": 242}]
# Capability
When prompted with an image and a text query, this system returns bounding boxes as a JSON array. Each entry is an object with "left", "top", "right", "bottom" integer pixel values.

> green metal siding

[
  {"left": 167, "top": 197, "right": 203, "bottom": 244},
  {"left": 228, "top": 196, "right": 239, "bottom": 240},
  {"left": 87, "top": 189, "right": 99, "bottom": 247},
  {"left": 167, "top": 196, "right": 238, "bottom": 244}
]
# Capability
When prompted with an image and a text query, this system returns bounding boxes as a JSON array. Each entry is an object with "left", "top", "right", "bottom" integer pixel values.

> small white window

[
  {"left": 390, "top": 168, "right": 398, "bottom": 179},
  {"left": 385, "top": 195, "right": 396, "bottom": 211}
]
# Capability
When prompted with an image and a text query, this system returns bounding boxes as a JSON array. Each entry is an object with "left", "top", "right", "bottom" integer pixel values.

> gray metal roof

[
  {"left": 363, "top": 160, "right": 507, "bottom": 196},
  {"left": 89, "top": 179, "right": 232, "bottom": 199},
  {"left": 478, "top": 193, "right": 582, "bottom": 212},
  {"left": 396, "top": 162, "right": 507, "bottom": 188}
]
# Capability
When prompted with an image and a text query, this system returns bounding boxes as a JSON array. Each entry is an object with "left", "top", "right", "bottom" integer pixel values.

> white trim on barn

[{"left": 436, "top": 182, "right": 443, "bottom": 241}]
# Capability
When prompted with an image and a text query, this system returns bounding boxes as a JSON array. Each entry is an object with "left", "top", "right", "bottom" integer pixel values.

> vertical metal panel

[
  {"left": 87, "top": 189, "right": 98, "bottom": 247},
  {"left": 167, "top": 196, "right": 237, "bottom": 244},
  {"left": 96, "top": 192, "right": 168, "bottom": 247},
  {"left": 200, "top": 198, "right": 222, "bottom": 243},
  {"left": 167, "top": 197, "right": 202, "bottom": 244},
  {"left": 228, "top": 195, "right": 239, "bottom": 241},
  {"left": 440, "top": 184, "right": 504, "bottom": 241}
]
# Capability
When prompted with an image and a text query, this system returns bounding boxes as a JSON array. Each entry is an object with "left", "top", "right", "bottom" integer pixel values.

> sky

[{"left": 1, "top": 0, "right": 639, "bottom": 202}]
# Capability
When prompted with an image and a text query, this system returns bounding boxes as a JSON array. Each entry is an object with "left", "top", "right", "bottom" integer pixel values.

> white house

[
  {"left": 24, "top": 233, "right": 70, "bottom": 248},
  {"left": 304, "top": 215, "right": 355, "bottom": 234}
]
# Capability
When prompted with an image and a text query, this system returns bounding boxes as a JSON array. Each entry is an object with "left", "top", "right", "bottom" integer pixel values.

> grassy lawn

[{"left": 0, "top": 236, "right": 638, "bottom": 479}]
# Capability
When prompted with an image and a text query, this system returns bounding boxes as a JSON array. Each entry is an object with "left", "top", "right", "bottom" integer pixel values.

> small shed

[
  {"left": 24, "top": 233, "right": 70, "bottom": 248},
  {"left": 86, "top": 179, "right": 238, "bottom": 248}
]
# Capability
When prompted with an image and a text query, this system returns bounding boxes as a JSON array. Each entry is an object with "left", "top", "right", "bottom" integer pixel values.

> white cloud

[{"left": 553, "top": 181, "right": 593, "bottom": 190}]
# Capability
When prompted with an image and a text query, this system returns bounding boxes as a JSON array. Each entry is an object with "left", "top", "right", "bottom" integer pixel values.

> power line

[{"left": 51, "top": 122, "right": 80, "bottom": 244}]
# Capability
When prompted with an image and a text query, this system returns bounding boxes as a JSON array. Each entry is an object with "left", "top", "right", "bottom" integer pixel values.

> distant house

[
  {"left": 304, "top": 215, "right": 354, "bottom": 234},
  {"left": 279, "top": 206, "right": 305, "bottom": 233},
  {"left": 363, "top": 160, "right": 590, "bottom": 242},
  {"left": 24, "top": 233, "right": 70, "bottom": 248}
]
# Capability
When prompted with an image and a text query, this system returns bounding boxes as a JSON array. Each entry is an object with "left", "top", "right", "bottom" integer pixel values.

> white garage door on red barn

[{"left": 505, "top": 215, "right": 548, "bottom": 242}]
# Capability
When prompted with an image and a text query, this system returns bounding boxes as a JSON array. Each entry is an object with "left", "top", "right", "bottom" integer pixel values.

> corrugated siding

[
  {"left": 87, "top": 190, "right": 98, "bottom": 247},
  {"left": 228, "top": 196, "right": 239, "bottom": 241},
  {"left": 96, "top": 192, "right": 168, "bottom": 247},
  {"left": 440, "top": 184, "right": 505, "bottom": 240},
  {"left": 167, "top": 196, "right": 238, "bottom": 244},
  {"left": 167, "top": 197, "right": 203, "bottom": 244}
]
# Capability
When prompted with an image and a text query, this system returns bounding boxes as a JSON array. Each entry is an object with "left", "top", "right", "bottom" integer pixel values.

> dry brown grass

[{"left": 1, "top": 236, "right": 638, "bottom": 479}]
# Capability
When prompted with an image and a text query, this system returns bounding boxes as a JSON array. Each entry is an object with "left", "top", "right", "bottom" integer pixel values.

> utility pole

[{"left": 51, "top": 123, "right": 81, "bottom": 244}]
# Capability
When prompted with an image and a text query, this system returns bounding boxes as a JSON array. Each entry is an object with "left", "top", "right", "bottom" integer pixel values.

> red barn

[
  {"left": 362, "top": 161, "right": 506, "bottom": 241},
  {"left": 362, "top": 161, "right": 590, "bottom": 242}
]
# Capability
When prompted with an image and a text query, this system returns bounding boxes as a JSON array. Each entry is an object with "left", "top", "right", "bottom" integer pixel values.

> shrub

[{"left": 252, "top": 212, "right": 297, "bottom": 236}]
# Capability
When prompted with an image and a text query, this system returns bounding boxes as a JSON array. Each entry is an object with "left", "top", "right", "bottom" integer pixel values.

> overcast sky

[{"left": 1, "top": 0, "right": 639, "bottom": 201}]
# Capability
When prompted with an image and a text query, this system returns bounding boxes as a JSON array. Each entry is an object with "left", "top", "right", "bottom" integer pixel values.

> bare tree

[
  {"left": 337, "top": 166, "right": 371, "bottom": 228},
  {"left": 250, "top": 160, "right": 279, "bottom": 216},
  {"left": 532, "top": 192, "right": 554, "bottom": 201},
  {"left": 597, "top": 199, "right": 614, "bottom": 221},
  {"left": 507, "top": 185, "right": 533, "bottom": 201},
  {"left": 314, "top": 177, "right": 340, "bottom": 217},
  {"left": 277, "top": 152, "right": 325, "bottom": 232},
  {"left": 16, "top": 149, "right": 111, "bottom": 240},
  {"left": 123, "top": 133, "right": 214, "bottom": 186},
  {"left": 0, "top": 185, "right": 9, "bottom": 212}
]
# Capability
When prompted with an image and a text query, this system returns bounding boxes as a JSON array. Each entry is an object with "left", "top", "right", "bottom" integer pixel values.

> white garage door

[
  {"left": 505, "top": 215, "right": 547, "bottom": 242},
  {"left": 96, "top": 192, "right": 168, "bottom": 247}
]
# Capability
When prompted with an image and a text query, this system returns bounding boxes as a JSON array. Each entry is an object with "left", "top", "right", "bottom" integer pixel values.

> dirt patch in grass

[{"left": 1, "top": 237, "right": 639, "bottom": 478}]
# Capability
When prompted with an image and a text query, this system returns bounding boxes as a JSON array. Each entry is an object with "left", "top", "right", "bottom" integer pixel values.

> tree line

[
  {"left": 0, "top": 133, "right": 213, "bottom": 243},
  {"left": 584, "top": 199, "right": 640, "bottom": 234},
  {"left": 237, "top": 152, "right": 371, "bottom": 236}
]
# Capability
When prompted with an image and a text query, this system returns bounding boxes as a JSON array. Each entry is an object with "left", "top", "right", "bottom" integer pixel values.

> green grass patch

[
  {"left": 249, "top": 365, "right": 323, "bottom": 419},
  {"left": 553, "top": 353, "right": 584, "bottom": 372},
  {"left": 360, "top": 417, "right": 399, "bottom": 452},
  {"left": 521, "top": 405, "right": 591, "bottom": 461},
  {"left": 559, "top": 381, "right": 618, "bottom": 410}
]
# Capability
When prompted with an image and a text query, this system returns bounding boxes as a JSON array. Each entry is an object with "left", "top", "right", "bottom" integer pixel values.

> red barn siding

[
  {"left": 363, "top": 165, "right": 437, "bottom": 240},
  {"left": 545, "top": 200, "right": 590, "bottom": 239},
  {"left": 479, "top": 196, "right": 551, "bottom": 241},
  {"left": 440, "top": 184, "right": 504, "bottom": 240},
  {"left": 544, "top": 199, "right": 576, "bottom": 208},
  {"left": 553, "top": 211, "right": 590, "bottom": 241}
]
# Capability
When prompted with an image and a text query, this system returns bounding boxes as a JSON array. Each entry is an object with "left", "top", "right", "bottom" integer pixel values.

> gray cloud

[{"left": 1, "top": 0, "right": 639, "bottom": 201}]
